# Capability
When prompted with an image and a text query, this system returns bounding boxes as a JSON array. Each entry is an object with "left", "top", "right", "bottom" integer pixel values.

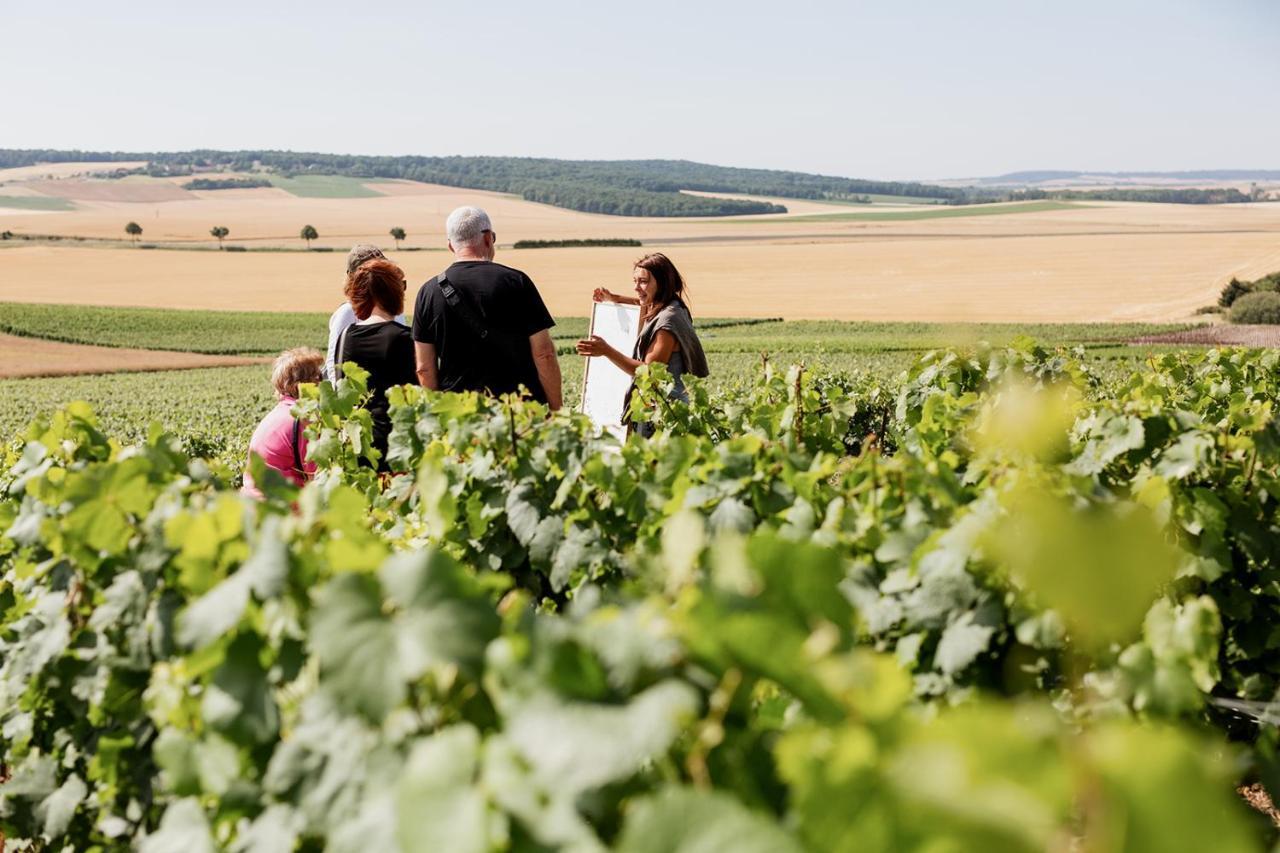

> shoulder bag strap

[
  {"left": 291, "top": 417, "right": 305, "bottom": 478},
  {"left": 437, "top": 271, "right": 490, "bottom": 341}
]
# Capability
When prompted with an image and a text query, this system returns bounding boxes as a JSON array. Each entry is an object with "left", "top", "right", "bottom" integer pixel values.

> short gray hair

[{"left": 446, "top": 206, "right": 492, "bottom": 248}]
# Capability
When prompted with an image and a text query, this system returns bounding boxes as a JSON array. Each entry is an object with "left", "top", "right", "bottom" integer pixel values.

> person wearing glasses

[{"left": 411, "top": 206, "right": 563, "bottom": 409}]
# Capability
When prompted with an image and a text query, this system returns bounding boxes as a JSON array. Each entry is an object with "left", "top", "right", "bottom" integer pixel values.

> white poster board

[{"left": 581, "top": 301, "right": 641, "bottom": 439}]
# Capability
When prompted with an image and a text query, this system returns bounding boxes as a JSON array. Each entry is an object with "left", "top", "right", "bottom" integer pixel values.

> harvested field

[
  {"left": 1129, "top": 323, "right": 1280, "bottom": 347},
  {"left": 0, "top": 333, "right": 268, "bottom": 378},
  {"left": 2, "top": 223, "right": 1277, "bottom": 323},
  {"left": 0, "top": 161, "right": 148, "bottom": 182},
  {"left": 22, "top": 178, "right": 194, "bottom": 203},
  {"left": 3, "top": 179, "right": 1277, "bottom": 249},
  {"left": 189, "top": 187, "right": 293, "bottom": 201},
  {"left": 0, "top": 186, "right": 1277, "bottom": 323}
]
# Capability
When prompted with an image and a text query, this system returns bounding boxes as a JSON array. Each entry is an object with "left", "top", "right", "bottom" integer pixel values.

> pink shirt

[{"left": 241, "top": 397, "right": 315, "bottom": 497}]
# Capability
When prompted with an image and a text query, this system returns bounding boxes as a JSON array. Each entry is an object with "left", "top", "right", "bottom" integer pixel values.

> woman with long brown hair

[
  {"left": 334, "top": 257, "right": 418, "bottom": 465},
  {"left": 576, "top": 253, "right": 709, "bottom": 431}
]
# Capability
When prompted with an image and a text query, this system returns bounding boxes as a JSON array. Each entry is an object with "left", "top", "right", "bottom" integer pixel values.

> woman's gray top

[
  {"left": 632, "top": 300, "right": 709, "bottom": 379},
  {"left": 629, "top": 300, "right": 707, "bottom": 436}
]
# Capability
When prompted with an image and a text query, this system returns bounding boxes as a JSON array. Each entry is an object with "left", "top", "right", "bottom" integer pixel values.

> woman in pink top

[{"left": 241, "top": 347, "right": 325, "bottom": 498}]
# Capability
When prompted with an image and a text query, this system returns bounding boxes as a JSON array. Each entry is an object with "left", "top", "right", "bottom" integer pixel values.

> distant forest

[
  {"left": 0, "top": 150, "right": 1266, "bottom": 213},
  {"left": 0, "top": 149, "right": 972, "bottom": 217},
  {"left": 1013, "top": 187, "right": 1258, "bottom": 204},
  {"left": 984, "top": 169, "right": 1280, "bottom": 183}
]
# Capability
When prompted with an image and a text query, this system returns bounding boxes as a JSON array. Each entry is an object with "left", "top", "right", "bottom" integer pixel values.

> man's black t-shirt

[
  {"left": 337, "top": 320, "right": 417, "bottom": 457},
  {"left": 411, "top": 261, "right": 555, "bottom": 402}
]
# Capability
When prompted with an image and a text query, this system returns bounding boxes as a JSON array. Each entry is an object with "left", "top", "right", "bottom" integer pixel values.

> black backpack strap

[
  {"left": 291, "top": 417, "right": 305, "bottom": 477},
  {"left": 437, "top": 271, "right": 489, "bottom": 340}
]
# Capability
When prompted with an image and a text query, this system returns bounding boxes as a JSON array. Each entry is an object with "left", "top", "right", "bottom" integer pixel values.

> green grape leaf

[
  {"left": 230, "top": 805, "right": 301, "bottom": 853},
  {"left": 201, "top": 633, "right": 279, "bottom": 744},
  {"left": 312, "top": 550, "right": 498, "bottom": 719},
  {"left": 935, "top": 612, "right": 996, "bottom": 676},
  {"left": 616, "top": 786, "right": 803, "bottom": 853},
  {"left": 508, "top": 680, "right": 699, "bottom": 793},
  {"left": 310, "top": 573, "right": 403, "bottom": 719},
  {"left": 709, "top": 497, "right": 756, "bottom": 533},
  {"left": 1154, "top": 431, "right": 1215, "bottom": 480},
  {"left": 396, "top": 725, "right": 490, "bottom": 853},
  {"left": 37, "top": 773, "right": 86, "bottom": 838},
  {"left": 140, "top": 798, "right": 216, "bottom": 853}
]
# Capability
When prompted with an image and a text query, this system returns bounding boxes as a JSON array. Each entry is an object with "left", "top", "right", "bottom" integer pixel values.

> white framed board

[{"left": 580, "top": 300, "right": 642, "bottom": 439}]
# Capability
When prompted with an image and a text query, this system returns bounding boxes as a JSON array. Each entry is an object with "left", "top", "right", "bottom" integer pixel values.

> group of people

[{"left": 242, "top": 205, "right": 708, "bottom": 495}]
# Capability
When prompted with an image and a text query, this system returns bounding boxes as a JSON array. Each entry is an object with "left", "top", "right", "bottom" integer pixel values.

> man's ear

[{"left": 447, "top": 241, "right": 454, "bottom": 253}]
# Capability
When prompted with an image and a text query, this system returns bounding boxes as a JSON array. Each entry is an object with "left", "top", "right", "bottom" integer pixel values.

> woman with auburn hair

[
  {"left": 576, "top": 253, "right": 709, "bottom": 434},
  {"left": 241, "top": 347, "right": 324, "bottom": 498},
  {"left": 335, "top": 257, "right": 418, "bottom": 465}
]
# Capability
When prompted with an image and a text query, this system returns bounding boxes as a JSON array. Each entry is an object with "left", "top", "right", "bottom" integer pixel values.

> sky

[{"left": 3, "top": 0, "right": 1277, "bottom": 180}]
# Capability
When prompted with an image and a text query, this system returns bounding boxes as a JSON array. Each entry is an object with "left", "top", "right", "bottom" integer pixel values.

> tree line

[
  {"left": 1011, "top": 187, "right": 1258, "bottom": 204},
  {"left": 0, "top": 149, "right": 967, "bottom": 216},
  {"left": 4, "top": 149, "right": 1265, "bottom": 213}
]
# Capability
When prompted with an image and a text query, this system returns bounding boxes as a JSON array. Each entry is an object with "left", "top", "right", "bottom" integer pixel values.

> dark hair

[
  {"left": 634, "top": 253, "right": 688, "bottom": 310},
  {"left": 344, "top": 258, "right": 406, "bottom": 320}
]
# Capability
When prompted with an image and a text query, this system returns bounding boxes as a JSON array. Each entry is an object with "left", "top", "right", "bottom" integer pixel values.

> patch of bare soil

[
  {"left": 0, "top": 334, "right": 268, "bottom": 378},
  {"left": 1129, "top": 324, "right": 1280, "bottom": 347}
]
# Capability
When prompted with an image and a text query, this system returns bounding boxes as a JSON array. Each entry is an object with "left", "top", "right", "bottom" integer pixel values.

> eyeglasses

[{"left": 482, "top": 229, "right": 496, "bottom": 242}]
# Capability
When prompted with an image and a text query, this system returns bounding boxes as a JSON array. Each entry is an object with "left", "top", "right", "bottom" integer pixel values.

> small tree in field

[
  {"left": 300, "top": 225, "right": 318, "bottom": 249},
  {"left": 210, "top": 226, "right": 229, "bottom": 249},
  {"left": 125, "top": 222, "right": 142, "bottom": 243},
  {"left": 389, "top": 226, "right": 406, "bottom": 249}
]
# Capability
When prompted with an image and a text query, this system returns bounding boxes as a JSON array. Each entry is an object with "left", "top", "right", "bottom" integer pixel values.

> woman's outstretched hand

[
  {"left": 576, "top": 335, "right": 612, "bottom": 357},
  {"left": 593, "top": 287, "right": 617, "bottom": 302}
]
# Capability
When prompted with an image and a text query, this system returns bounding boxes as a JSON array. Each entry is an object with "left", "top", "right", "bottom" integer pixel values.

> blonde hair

[{"left": 271, "top": 347, "right": 324, "bottom": 398}]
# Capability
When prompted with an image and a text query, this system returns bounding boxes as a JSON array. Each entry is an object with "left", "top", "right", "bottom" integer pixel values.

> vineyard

[{"left": 3, "top": 340, "right": 1280, "bottom": 850}]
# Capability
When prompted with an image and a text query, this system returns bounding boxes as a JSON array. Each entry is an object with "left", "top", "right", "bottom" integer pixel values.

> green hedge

[{"left": 1231, "top": 291, "right": 1280, "bottom": 324}]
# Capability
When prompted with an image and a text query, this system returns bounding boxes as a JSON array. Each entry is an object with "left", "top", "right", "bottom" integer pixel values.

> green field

[
  {"left": 0, "top": 303, "right": 783, "bottom": 355},
  {"left": 0, "top": 302, "right": 1187, "bottom": 358},
  {"left": 0, "top": 365, "right": 272, "bottom": 468},
  {"left": 0, "top": 302, "right": 331, "bottom": 355},
  {"left": 267, "top": 174, "right": 385, "bottom": 198},
  {"left": 0, "top": 195, "right": 77, "bottom": 211},
  {"left": 0, "top": 308, "right": 1195, "bottom": 474},
  {"left": 782, "top": 200, "right": 1081, "bottom": 223}
]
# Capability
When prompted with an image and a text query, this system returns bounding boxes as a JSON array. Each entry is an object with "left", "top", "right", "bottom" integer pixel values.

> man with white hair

[{"left": 411, "top": 206, "right": 562, "bottom": 408}]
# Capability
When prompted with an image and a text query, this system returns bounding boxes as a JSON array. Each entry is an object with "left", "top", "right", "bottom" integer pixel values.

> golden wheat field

[{"left": 2, "top": 173, "right": 1279, "bottom": 322}]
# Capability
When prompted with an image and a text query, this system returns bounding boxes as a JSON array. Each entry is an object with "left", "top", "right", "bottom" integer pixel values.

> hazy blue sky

[{"left": 4, "top": 0, "right": 1277, "bottom": 179}]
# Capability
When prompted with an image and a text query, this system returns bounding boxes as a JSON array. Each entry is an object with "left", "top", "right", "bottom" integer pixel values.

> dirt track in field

[{"left": 0, "top": 334, "right": 269, "bottom": 378}]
